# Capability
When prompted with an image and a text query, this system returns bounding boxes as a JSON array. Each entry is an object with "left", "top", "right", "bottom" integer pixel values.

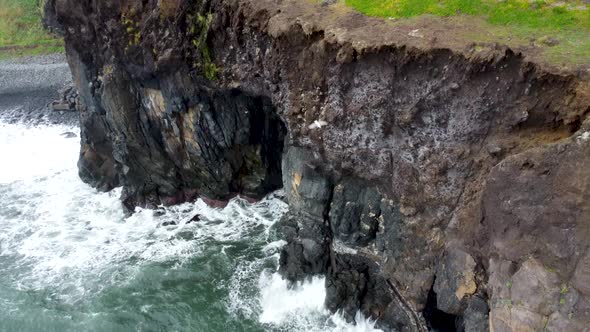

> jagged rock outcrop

[{"left": 45, "top": 0, "right": 590, "bottom": 330}]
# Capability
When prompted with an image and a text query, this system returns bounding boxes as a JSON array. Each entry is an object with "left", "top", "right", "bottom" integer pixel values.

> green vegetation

[
  {"left": 543, "top": 316, "right": 550, "bottom": 329},
  {"left": 122, "top": 11, "right": 141, "bottom": 46},
  {"left": 559, "top": 284, "right": 569, "bottom": 305},
  {"left": 0, "top": 0, "right": 63, "bottom": 58},
  {"left": 505, "top": 299, "right": 513, "bottom": 309},
  {"left": 188, "top": 12, "right": 219, "bottom": 80},
  {"left": 560, "top": 284, "right": 569, "bottom": 295},
  {"left": 343, "top": 0, "right": 590, "bottom": 66}
]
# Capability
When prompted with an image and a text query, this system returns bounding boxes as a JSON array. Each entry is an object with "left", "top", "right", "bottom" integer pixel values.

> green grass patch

[
  {"left": 343, "top": 0, "right": 590, "bottom": 66},
  {"left": 0, "top": 0, "right": 63, "bottom": 58}
]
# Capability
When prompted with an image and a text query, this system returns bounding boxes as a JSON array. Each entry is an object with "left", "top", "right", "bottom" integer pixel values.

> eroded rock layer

[{"left": 45, "top": 0, "right": 590, "bottom": 330}]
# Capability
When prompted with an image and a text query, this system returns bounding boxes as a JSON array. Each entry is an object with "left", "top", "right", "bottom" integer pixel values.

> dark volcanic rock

[
  {"left": 462, "top": 296, "right": 489, "bottom": 332},
  {"left": 433, "top": 248, "right": 478, "bottom": 315},
  {"left": 278, "top": 146, "right": 332, "bottom": 281},
  {"left": 188, "top": 214, "right": 201, "bottom": 223},
  {"left": 330, "top": 179, "right": 381, "bottom": 247},
  {"left": 44, "top": 0, "right": 590, "bottom": 330},
  {"left": 51, "top": 85, "right": 79, "bottom": 112}
]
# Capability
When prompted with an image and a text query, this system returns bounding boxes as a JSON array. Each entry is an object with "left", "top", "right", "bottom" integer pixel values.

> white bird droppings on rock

[{"left": 308, "top": 120, "right": 328, "bottom": 130}]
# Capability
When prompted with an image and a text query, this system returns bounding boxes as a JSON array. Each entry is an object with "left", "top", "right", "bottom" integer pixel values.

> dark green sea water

[{"left": 0, "top": 121, "right": 381, "bottom": 332}]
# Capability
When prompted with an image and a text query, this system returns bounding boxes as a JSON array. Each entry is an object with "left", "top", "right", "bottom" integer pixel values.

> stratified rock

[
  {"left": 278, "top": 147, "right": 332, "bottom": 281},
  {"left": 330, "top": 179, "right": 381, "bottom": 247}
]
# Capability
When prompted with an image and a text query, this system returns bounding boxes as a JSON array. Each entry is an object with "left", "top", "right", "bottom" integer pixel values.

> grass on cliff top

[
  {"left": 0, "top": 0, "right": 63, "bottom": 59},
  {"left": 344, "top": 0, "right": 590, "bottom": 67}
]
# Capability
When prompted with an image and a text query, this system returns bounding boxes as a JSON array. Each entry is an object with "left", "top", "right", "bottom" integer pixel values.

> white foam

[
  {"left": 0, "top": 123, "right": 79, "bottom": 183},
  {"left": 257, "top": 272, "right": 384, "bottom": 332},
  {"left": 0, "top": 121, "right": 288, "bottom": 302},
  {"left": 259, "top": 272, "right": 326, "bottom": 324},
  {"left": 0, "top": 121, "right": 383, "bottom": 331},
  {"left": 330, "top": 312, "right": 383, "bottom": 332},
  {"left": 262, "top": 239, "right": 287, "bottom": 255}
]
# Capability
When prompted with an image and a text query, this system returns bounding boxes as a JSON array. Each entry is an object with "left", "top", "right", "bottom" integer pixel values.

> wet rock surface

[
  {"left": 278, "top": 146, "right": 332, "bottom": 281},
  {"left": 44, "top": 0, "right": 590, "bottom": 330},
  {"left": 51, "top": 85, "right": 79, "bottom": 112}
]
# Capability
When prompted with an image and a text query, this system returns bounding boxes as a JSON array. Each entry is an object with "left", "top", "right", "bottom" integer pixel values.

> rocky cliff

[{"left": 44, "top": 0, "right": 590, "bottom": 330}]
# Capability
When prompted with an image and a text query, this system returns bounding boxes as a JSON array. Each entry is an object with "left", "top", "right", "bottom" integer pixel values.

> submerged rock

[
  {"left": 188, "top": 214, "right": 201, "bottom": 224},
  {"left": 60, "top": 131, "right": 77, "bottom": 138}
]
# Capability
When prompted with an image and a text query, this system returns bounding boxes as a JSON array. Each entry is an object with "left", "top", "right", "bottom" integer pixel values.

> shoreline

[{"left": 0, "top": 53, "right": 78, "bottom": 126}]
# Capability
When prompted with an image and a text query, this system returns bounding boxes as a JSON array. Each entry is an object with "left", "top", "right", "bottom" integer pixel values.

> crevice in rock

[
  {"left": 225, "top": 91, "right": 287, "bottom": 198},
  {"left": 324, "top": 181, "right": 337, "bottom": 274},
  {"left": 385, "top": 279, "right": 428, "bottom": 332},
  {"left": 246, "top": 92, "right": 287, "bottom": 195},
  {"left": 423, "top": 281, "right": 459, "bottom": 332}
]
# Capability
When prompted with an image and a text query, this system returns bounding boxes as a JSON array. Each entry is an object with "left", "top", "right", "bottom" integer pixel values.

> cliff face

[{"left": 45, "top": 0, "right": 590, "bottom": 330}]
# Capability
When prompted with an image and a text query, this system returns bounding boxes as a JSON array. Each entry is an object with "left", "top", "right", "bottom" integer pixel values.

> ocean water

[{"left": 0, "top": 119, "right": 383, "bottom": 332}]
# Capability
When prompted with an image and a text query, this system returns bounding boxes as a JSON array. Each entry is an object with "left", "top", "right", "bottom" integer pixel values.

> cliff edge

[{"left": 44, "top": 0, "right": 590, "bottom": 330}]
